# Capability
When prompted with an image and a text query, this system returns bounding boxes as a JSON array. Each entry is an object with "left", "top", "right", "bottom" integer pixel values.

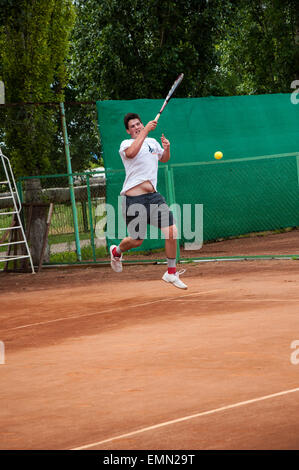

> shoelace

[{"left": 176, "top": 269, "right": 186, "bottom": 276}]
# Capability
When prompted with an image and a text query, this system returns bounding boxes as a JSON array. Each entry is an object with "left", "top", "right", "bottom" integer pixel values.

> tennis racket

[{"left": 154, "top": 73, "right": 184, "bottom": 122}]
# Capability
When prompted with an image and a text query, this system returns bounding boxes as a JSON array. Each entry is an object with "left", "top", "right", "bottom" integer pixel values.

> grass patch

[
  {"left": 48, "top": 245, "right": 165, "bottom": 264},
  {"left": 47, "top": 231, "right": 97, "bottom": 246},
  {"left": 50, "top": 244, "right": 108, "bottom": 264}
]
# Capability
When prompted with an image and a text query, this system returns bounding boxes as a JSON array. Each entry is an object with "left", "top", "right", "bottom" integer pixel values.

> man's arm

[
  {"left": 125, "top": 121, "right": 157, "bottom": 159},
  {"left": 159, "top": 134, "right": 170, "bottom": 163}
]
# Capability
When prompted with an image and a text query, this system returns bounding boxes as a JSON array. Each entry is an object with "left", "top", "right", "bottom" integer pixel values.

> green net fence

[
  {"left": 16, "top": 171, "right": 107, "bottom": 265},
  {"left": 173, "top": 154, "right": 299, "bottom": 241},
  {"left": 0, "top": 101, "right": 103, "bottom": 269},
  {"left": 96, "top": 93, "right": 299, "bottom": 261},
  {"left": 2, "top": 154, "right": 298, "bottom": 269},
  {"left": 1, "top": 94, "right": 299, "bottom": 270}
]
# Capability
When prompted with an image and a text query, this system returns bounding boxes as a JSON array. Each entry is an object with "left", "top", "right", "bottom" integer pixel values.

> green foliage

[
  {"left": 49, "top": 91, "right": 102, "bottom": 174},
  {"left": 71, "top": 0, "right": 219, "bottom": 100},
  {"left": 0, "top": 0, "right": 76, "bottom": 176},
  {"left": 213, "top": 0, "right": 299, "bottom": 95},
  {"left": 70, "top": 0, "right": 299, "bottom": 100},
  {"left": 50, "top": 244, "right": 108, "bottom": 263},
  {"left": 1, "top": 0, "right": 298, "bottom": 179}
]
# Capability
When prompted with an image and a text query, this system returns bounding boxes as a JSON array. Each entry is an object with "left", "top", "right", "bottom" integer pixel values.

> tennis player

[{"left": 109, "top": 112, "right": 187, "bottom": 289}]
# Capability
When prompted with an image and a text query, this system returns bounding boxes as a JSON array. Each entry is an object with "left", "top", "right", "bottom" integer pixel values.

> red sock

[
  {"left": 112, "top": 247, "right": 121, "bottom": 258},
  {"left": 168, "top": 267, "right": 176, "bottom": 274}
]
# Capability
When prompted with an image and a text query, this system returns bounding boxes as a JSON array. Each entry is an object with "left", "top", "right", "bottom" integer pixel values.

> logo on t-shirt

[{"left": 147, "top": 144, "right": 154, "bottom": 153}]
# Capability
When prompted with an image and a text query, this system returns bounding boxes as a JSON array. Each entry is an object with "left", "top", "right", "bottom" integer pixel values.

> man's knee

[
  {"left": 130, "top": 238, "right": 143, "bottom": 248},
  {"left": 162, "top": 224, "right": 178, "bottom": 240}
]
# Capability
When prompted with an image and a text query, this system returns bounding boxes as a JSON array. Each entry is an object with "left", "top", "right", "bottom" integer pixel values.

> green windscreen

[{"left": 96, "top": 94, "right": 299, "bottom": 251}]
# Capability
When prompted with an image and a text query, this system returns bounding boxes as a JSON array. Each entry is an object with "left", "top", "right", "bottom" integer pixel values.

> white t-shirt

[{"left": 119, "top": 137, "right": 164, "bottom": 195}]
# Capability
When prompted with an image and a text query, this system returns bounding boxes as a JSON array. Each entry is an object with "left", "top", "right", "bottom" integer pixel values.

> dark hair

[{"left": 124, "top": 113, "right": 142, "bottom": 129}]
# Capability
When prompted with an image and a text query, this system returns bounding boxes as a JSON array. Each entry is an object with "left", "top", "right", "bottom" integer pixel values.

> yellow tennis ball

[{"left": 214, "top": 151, "right": 223, "bottom": 160}]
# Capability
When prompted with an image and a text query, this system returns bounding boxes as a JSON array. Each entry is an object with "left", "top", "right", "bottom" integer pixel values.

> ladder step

[
  {"left": 0, "top": 153, "right": 35, "bottom": 274},
  {"left": 0, "top": 254, "right": 31, "bottom": 263},
  {"left": 0, "top": 211, "right": 17, "bottom": 216},
  {"left": 0, "top": 226, "right": 21, "bottom": 231},
  {"left": 0, "top": 240, "right": 26, "bottom": 247}
]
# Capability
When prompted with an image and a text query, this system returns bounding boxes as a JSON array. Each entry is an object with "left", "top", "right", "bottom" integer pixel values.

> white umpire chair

[{"left": 0, "top": 148, "right": 34, "bottom": 273}]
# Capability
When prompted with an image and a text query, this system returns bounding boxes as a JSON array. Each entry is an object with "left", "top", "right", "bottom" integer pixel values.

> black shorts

[{"left": 122, "top": 192, "right": 174, "bottom": 240}]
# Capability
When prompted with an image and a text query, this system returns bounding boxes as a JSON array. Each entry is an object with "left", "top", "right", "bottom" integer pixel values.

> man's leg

[
  {"left": 111, "top": 194, "right": 146, "bottom": 272},
  {"left": 119, "top": 237, "right": 143, "bottom": 252},
  {"left": 161, "top": 224, "right": 187, "bottom": 289},
  {"left": 162, "top": 224, "right": 178, "bottom": 273},
  {"left": 110, "top": 237, "right": 143, "bottom": 272},
  {"left": 162, "top": 224, "right": 177, "bottom": 259}
]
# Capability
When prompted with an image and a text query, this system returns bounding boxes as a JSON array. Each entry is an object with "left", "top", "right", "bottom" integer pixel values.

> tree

[
  {"left": 70, "top": 0, "right": 219, "bottom": 101},
  {"left": 213, "top": 0, "right": 299, "bottom": 95},
  {"left": 0, "top": 0, "right": 76, "bottom": 175},
  {"left": 70, "top": 0, "right": 299, "bottom": 99},
  {"left": 48, "top": 86, "right": 102, "bottom": 176},
  {"left": 0, "top": 0, "right": 76, "bottom": 264}
]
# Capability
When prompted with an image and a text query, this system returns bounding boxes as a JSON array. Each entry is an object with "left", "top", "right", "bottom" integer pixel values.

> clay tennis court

[{"left": 1, "top": 231, "right": 299, "bottom": 450}]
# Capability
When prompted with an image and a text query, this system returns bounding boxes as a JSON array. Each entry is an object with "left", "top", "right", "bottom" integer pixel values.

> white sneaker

[
  {"left": 110, "top": 245, "right": 123, "bottom": 272},
  {"left": 162, "top": 269, "right": 188, "bottom": 289}
]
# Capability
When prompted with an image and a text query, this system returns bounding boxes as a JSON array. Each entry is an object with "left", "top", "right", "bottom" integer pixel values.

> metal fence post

[
  {"left": 86, "top": 174, "right": 97, "bottom": 262},
  {"left": 59, "top": 102, "right": 81, "bottom": 261},
  {"left": 165, "top": 165, "right": 180, "bottom": 262}
]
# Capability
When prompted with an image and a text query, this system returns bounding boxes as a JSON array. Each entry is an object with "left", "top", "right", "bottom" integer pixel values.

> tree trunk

[{"left": 24, "top": 178, "right": 50, "bottom": 265}]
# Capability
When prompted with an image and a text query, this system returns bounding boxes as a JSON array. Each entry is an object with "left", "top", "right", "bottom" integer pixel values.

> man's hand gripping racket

[{"left": 154, "top": 73, "right": 184, "bottom": 122}]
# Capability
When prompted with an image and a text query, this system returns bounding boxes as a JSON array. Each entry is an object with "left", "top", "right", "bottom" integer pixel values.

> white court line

[
  {"left": 173, "top": 299, "right": 299, "bottom": 302},
  {"left": 71, "top": 386, "right": 299, "bottom": 450},
  {"left": 1, "top": 289, "right": 224, "bottom": 332}
]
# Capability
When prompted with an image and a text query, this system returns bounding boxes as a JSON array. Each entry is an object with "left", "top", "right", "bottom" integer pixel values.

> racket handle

[{"left": 154, "top": 113, "right": 161, "bottom": 122}]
